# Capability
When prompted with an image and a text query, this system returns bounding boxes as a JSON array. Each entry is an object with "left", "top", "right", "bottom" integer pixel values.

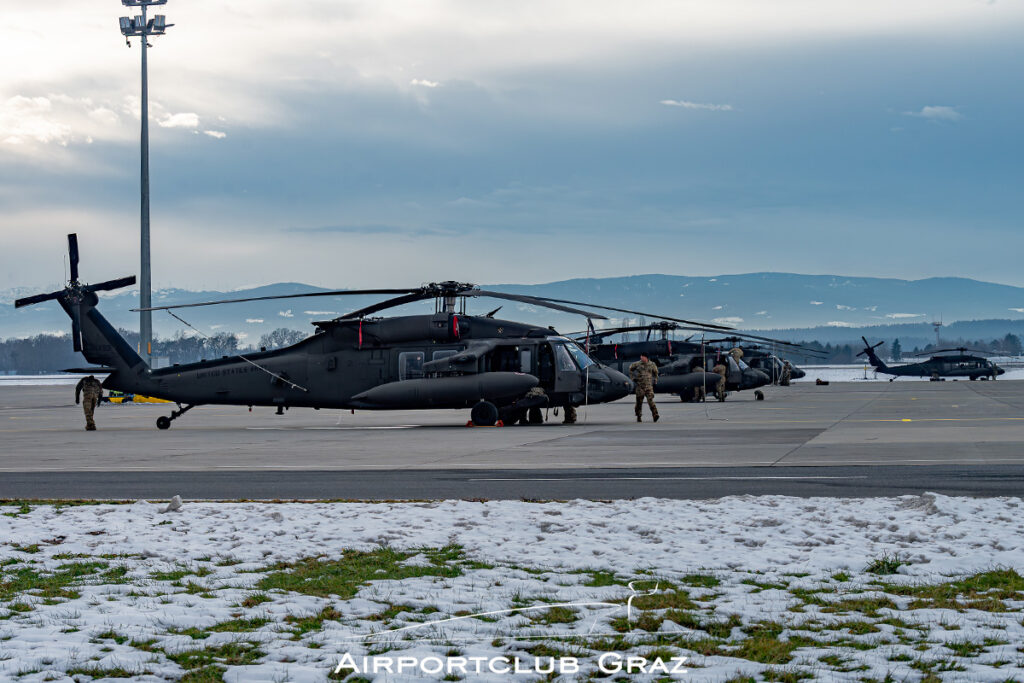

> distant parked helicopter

[
  {"left": 15, "top": 235, "right": 731, "bottom": 429},
  {"left": 571, "top": 322, "right": 795, "bottom": 401},
  {"left": 858, "top": 337, "right": 1004, "bottom": 381},
  {"left": 703, "top": 337, "right": 827, "bottom": 384}
]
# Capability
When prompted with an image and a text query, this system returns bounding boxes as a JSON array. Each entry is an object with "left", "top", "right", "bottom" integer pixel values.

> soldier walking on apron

[
  {"left": 629, "top": 353, "right": 659, "bottom": 422},
  {"left": 75, "top": 375, "right": 103, "bottom": 431}
]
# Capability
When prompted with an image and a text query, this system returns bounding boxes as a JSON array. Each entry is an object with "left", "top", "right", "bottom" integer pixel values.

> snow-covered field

[{"left": 2, "top": 496, "right": 1024, "bottom": 682}]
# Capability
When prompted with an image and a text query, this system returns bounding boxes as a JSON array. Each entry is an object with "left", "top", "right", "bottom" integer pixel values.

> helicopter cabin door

[{"left": 545, "top": 341, "right": 583, "bottom": 395}]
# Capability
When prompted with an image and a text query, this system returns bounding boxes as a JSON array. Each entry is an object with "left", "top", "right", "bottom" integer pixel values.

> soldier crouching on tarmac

[
  {"left": 629, "top": 353, "right": 659, "bottom": 422},
  {"left": 75, "top": 374, "right": 103, "bottom": 431}
]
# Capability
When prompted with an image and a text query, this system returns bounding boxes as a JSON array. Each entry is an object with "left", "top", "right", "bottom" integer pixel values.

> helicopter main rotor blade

[
  {"left": 133, "top": 288, "right": 418, "bottom": 312},
  {"left": 915, "top": 347, "right": 991, "bottom": 356},
  {"left": 469, "top": 290, "right": 608, "bottom": 320},
  {"left": 517, "top": 297, "right": 734, "bottom": 331},
  {"left": 14, "top": 291, "right": 63, "bottom": 308},
  {"left": 338, "top": 291, "right": 435, "bottom": 319},
  {"left": 68, "top": 234, "right": 80, "bottom": 283},
  {"left": 86, "top": 276, "right": 137, "bottom": 294}
]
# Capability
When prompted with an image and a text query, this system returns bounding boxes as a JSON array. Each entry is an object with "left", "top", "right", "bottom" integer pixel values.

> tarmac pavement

[{"left": 2, "top": 381, "right": 1023, "bottom": 499}]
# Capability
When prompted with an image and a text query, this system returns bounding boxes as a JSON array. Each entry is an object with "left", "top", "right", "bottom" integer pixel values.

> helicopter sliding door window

[
  {"left": 520, "top": 349, "right": 532, "bottom": 373},
  {"left": 398, "top": 351, "right": 425, "bottom": 380},
  {"left": 432, "top": 349, "right": 459, "bottom": 361}
]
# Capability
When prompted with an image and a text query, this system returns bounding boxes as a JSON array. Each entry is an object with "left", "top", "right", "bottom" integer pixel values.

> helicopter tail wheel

[
  {"left": 470, "top": 400, "right": 499, "bottom": 427},
  {"left": 156, "top": 403, "right": 196, "bottom": 430},
  {"left": 754, "top": 390, "right": 764, "bottom": 401}
]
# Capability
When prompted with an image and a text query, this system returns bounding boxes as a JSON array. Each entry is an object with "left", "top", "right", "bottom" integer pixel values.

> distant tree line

[{"left": 0, "top": 327, "right": 308, "bottom": 373}]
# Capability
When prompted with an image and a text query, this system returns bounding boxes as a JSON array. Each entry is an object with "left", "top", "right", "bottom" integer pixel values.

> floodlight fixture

[{"left": 115, "top": 0, "right": 172, "bottom": 364}]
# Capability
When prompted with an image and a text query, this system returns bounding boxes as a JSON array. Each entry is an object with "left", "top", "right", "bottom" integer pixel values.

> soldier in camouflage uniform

[
  {"left": 75, "top": 375, "right": 103, "bottom": 431},
  {"left": 629, "top": 353, "right": 659, "bottom": 422},
  {"left": 712, "top": 360, "right": 728, "bottom": 401},
  {"left": 780, "top": 361, "right": 792, "bottom": 387}
]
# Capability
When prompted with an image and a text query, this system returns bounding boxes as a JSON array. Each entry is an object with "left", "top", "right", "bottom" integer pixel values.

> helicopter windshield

[{"left": 563, "top": 341, "right": 596, "bottom": 370}]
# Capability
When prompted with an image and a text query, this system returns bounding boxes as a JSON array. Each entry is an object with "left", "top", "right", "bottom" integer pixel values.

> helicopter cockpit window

[
  {"left": 398, "top": 351, "right": 425, "bottom": 380},
  {"left": 432, "top": 349, "right": 460, "bottom": 362},
  {"left": 554, "top": 344, "right": 577, "bottom": 372},
  {"left": 564, "top": 341, "right": 596, "bottom": 370}
]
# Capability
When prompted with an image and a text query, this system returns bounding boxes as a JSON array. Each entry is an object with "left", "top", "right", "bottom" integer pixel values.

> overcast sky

[{"left": 2, "top": 0, "right": 1022, "bottom": 293}]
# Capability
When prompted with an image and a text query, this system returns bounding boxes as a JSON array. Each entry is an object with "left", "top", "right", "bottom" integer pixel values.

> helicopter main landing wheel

[
  {"left": 527, "top": 407, "right": 544, "bottom": 425},
  {"left": 156, "top": 416, "right": 171, "bottom": 430},
  {"left": 471, "top": 400, "right": 499, "bottom": 427}
]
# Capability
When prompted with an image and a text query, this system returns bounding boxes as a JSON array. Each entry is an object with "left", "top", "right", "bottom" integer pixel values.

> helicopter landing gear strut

[{"left": 156, "top": 404, "right": 196, "bottom": 430}]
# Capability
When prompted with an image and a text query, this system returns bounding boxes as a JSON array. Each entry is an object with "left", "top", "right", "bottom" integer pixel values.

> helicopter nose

[
  {"left": 746, "top": 369, "right": 770, "bottom": 388},
  {"left": 589, "top": 366, "right": 633, "bottom": 402}
]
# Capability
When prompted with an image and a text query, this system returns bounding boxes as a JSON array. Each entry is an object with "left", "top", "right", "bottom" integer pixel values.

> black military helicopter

[
  {"left": 703, "top": 337, "right": 827, "bottom": 384},
  {"left": 571, "top": 322, "right": 795, "bottom": 401},
  {"left": 15, "top": 235, "right": 732, "bottom": 429},
  {"left": 857, "top": 337, "right": 1005, "bottom": 381}
]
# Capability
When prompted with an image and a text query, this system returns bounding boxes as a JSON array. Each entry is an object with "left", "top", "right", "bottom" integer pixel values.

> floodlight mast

[{"left": 118, "top": 0, "right": 172, "bottom": 365}]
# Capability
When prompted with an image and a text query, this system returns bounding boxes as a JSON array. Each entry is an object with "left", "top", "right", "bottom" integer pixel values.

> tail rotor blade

[{"left": 67, "top": 234, "right": 80, "bottom": 283}]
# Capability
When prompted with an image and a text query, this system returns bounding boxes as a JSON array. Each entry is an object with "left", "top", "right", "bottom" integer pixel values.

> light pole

[{"left": 118, "top": 0, "right": 172, "bottom": 365}]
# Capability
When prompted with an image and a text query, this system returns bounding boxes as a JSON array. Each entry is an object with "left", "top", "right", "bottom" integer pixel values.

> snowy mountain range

[{"left": 3, "top": 273, "right": 1024, "bottom": 343}]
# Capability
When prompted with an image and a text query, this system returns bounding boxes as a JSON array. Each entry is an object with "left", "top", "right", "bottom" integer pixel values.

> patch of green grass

[
  {"left": 284, "top": 606, "right": 342, "bottom": 637},
  {"left": 64, "top": 664, "right": 150, "bottom": 678},
  {"left": 530, "top": 606, "right": 579, "bottom": 625},
  {"left": 240, "top": 592, "right": 271, "bottom": 608},
  {"left": 831, "top": 571, "right": 851, "bottom": 583},
  {"left": 1, "top": 502, "right": 32, "bottom": 517},
  {"left": 680, "top": 574, "right": 720, "bottom": 588},
  {"left": 209, "top": 616, "right": 270, "bottom": 633},
  {"left": 164, "top": 641, "right": 264, "bottom": 669},
  {"left": 257, "top": 545, "right": 464, "bottom": 599},
  {"left": 167, "top": 627, "right": 211, "bottom": 640},
  {"left": 366, "top": 603, "right": 416, "bottom": 623},
  {"left": 865, "top": 553, "right": 906, "bottom": 576},
  {"left": 876, "top": 569, "right": 1024, "bottom": 612},
  {"left": 741, "top": 578, "right": 789, "bottom": 592},
  {"left": 628, "top": 588, "right": 697, "bottom": 611},
  {"left": 730, "top": 622, "right": 801, "bottom": 665},
  {"left": 763, "top": 668, "right": 813, "bottom": 682},
  {"left": 11, "top": 544, "right": 40, "bottom": 554},
  {"left": 0, "top": 561, "right": 107, "bottom": 602},
  {"left": 580, "top": 570, "right": 619, "bottom": 587},
  {"left": 820, "top": 595, "right": 897, "bottom": 618},
  {"left": 150, "top": 568, "right": 190, "bottom": 582},
  {"left": 178, "top": 665, "right": 226, "bottom": 682},
  {"left": 945, "top": 639, "right": 986, "bottom": 657}
]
